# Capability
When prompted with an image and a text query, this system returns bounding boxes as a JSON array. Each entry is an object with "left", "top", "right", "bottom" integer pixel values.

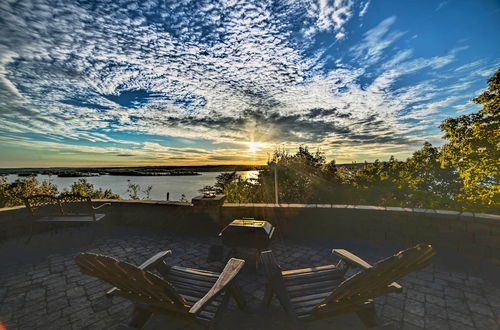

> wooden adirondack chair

[
  {"left": 75, "top": 250, "right": 246, "bottom": 329},
  {"left": 261, "top": 244, "right": 435, "bottom": 329}
]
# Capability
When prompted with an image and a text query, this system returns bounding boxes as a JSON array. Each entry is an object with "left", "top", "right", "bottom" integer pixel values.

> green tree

[
  {"left": 398, "top": 142, "right": 461, "bottom": 209},
  {"left": 214, "top": 172, "right": 239, "bottom": 193},
  {"left": 258, "top": 146, "right": 326, "bottom": 203},
  {"left": 69, "top": 178, "right": 121, "bottom": 199},
  {"left": 217, "top": 146, "right": 348, "bottom": 204},
  {"left": 352, "top": 157, "right": 404, "bottom": 205},
  {"left": 125, "top": 180, "right": 153, "bottom": 200},
  {"left": 0, "top": 176, "right": 59, "bottom": 208},
  {"left": 440, "top": 68, "right": 500, "bottom": 211}
]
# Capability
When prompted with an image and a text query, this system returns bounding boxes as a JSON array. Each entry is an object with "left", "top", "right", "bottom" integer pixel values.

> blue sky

[{"left": 0, "top": 0, "right": 499, "bottom": 167}]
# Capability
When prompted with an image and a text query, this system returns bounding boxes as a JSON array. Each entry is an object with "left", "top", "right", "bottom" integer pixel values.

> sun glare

[{"left": 247, "top": 142, "right": 263, "bottom": 152}]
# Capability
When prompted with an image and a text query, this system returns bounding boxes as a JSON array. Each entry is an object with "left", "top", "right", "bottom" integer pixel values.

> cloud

[
  {"left": 0, "top": 0, "right": 496, "bottom": 165},
  {"left": 350, "top": 16, "right": 405, "bottom": 65},
  {"left": 435, "top": 1, "right": 449, "bottom": 11},
  {"left": 359, "top": 1, "right": 370, "bottom": 17},
  {"left": 302, "top": 0, "right": 354, "bottom": 37}
]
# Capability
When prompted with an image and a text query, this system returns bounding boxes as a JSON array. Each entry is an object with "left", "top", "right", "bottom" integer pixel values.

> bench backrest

[
  {"left": 316, "top": 244, "right": 435, "bottom": 314},
  {"left": 23, "top": 193, "right": 94, "bottom": 217},
  {"left": 22, "top": 194, "right": 62, "bottom": 217},
  {"left": 58, "top": 193, "right": 93, "bottom": 215},
  {"left": 75, "top": 252, "right": 189, "bottom": 312}
]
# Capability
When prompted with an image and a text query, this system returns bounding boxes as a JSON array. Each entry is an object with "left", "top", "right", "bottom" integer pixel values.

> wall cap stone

[
  {"left": 386, "top": 206, "right": 412, "bottom": 212},
  {"left": 0, "top": 205, "right": 25, "bottom": 212},
  {"left": 474, "top": 213, "right": 500, "bottom": 224},
  {"left": 435, "top": 210, "right": 461, "bottom": 216},
  {"left": 216, "top": 203, "right": 499, "bottom": 224},
  {"left": 355, "top": 205, "right": 386, "bottom": 211}
]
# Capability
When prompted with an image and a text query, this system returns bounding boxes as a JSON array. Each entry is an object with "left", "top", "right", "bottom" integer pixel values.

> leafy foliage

[
  {"left": 0, "top": 176, "right": 120, "bottom": 208},
  {"left": 69, "top": 178, "right": 121, "bottom": 199},
  {"left": 0, "top": 176, "right": 58, "bottom": 208},
  {"left": 126, "top": 180, "right": 152, "bottom": 200},
  {"left": 440, "top": 68, "right": 500, "bottom": 210}
]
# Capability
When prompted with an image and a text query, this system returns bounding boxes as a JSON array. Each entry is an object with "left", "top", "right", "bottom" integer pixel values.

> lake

[{"left": 5, "top": 171, "right": 259, "bottom": 201}]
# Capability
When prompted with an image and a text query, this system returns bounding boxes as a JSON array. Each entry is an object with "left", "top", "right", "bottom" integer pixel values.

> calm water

[{"left": 5, "top": 171, "right": 259, "bottom": 201}]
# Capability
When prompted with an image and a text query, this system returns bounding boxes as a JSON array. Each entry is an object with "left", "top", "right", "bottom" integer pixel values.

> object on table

[{"left": 219, "top": 218, "right": 275, "bottom": 267}]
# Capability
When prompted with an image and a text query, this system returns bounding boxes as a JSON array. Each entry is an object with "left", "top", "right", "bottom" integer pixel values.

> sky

[{"left": 0, "top": 0, "right": 499, "bottom": 167}]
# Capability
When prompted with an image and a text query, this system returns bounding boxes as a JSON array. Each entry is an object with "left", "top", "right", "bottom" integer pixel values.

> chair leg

[
  {"left": 262, "top": 283, "right": 274, "bottom": 307},
  {"left": 229, "top": 283, "right": 246, "bottom": 310},
  {"left": 127, "top": 305, "right": 152, "bottom": 329},
  {"left": 209, "top": 290, "right": 231, "bottom": 330},
  {"left": 356, "top": 301, "right": 379, "bottom": 328}
]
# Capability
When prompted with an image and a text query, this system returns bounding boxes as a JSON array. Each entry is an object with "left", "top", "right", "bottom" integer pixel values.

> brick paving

[{"left": 0, "top": 225, "right": 499, "bottom": 330}]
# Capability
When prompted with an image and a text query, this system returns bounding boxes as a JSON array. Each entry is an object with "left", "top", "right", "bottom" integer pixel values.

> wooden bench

[{"left": 23, "top": 193, "right": 110, "bottom": 241}]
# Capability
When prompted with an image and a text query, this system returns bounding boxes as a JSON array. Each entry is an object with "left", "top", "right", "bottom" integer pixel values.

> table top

[{"left": 229, "top": 219, "right": 267, "bottom": 227}]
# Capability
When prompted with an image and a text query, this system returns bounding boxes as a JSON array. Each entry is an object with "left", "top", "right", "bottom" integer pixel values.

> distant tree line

[
  {"left": 0, "top": 177, "right": 121, "bottom": 208},
  {"left": 209, "top": 68, "right": 500, "bottom": 214},
  {"left": 0, "top": 175, "right": 163, "bottom": 207}
]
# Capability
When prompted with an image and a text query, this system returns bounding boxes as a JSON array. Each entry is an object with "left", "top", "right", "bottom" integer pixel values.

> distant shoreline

[
  {"left": 0, "top": 163, "right": 366, "bottom": 176},
  {"left": 0, "top": 165, "right": 265, "bottom": 176}
]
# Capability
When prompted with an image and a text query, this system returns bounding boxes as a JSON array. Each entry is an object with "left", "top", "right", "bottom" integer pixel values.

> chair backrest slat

[
  {"left": 75, "top": 253, "right": 188, "bottom": 311},
  {"left": 317, "top": 244, "right": 435, "bottom": 312}
]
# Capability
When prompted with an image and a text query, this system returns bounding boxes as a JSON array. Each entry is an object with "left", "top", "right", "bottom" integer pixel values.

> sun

[{"left": 247, "top": 142, "right": 263, "bottom": 152}]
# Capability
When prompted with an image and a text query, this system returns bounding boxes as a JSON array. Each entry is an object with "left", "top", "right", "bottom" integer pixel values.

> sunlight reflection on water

[{"left": 238, "top": 170, "right": 259, "bottom": 181}]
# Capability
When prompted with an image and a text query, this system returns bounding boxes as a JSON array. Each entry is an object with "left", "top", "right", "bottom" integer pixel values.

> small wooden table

[{"left": 219, "top": 219, "right": 275, "bottom": 268}]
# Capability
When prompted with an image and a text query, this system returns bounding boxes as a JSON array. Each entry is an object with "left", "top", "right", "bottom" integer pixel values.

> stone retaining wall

[
  {"left": 1, "top": 201, "right": 498, "bottom": 261},
  {"left": 221, "top": 204, "right": 500, "bottom": 261}
]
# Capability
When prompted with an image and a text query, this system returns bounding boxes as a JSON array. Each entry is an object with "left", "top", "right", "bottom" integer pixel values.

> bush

[
  {"left": 0, "top": 176, "right": 120, "bottom": 208},
  {"left": 68, "top": 178, "right": 121, "bottom": 199}
]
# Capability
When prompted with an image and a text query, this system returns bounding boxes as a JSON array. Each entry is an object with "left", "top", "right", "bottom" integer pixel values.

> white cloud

[
  {"left": 359, "top": 1, "right": 370, "bottom": 17},
  {"left": 350, "top": 16, "right": 405, "bottom": 65},
  {"left": 0, "top": 0, "right": 494, "bottom": 164},
  {"left": 302, "top": 0, "right": 354, "bottom": 37}
]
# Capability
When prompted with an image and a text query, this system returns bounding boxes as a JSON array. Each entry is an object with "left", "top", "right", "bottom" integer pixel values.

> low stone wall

[
  {"left": 0, "top": 206, "right": 31, "bottom": 242},
  {"left": 1, "top": 201, "right": 498, "bottom": 261},
  {"left": 221, "top": 204, "right": 500, "bottom": 260}
]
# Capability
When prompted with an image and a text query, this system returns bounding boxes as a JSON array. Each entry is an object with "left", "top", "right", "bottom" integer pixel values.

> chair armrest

[
  {"left": 332, "top": 249, "right": 402, "bottom": 291},
  {"left": 189, "top": 258, "right": 245, "bottom": 315},
  {"left": 388, "top": 282, "right": 403, "bottom": 293},
  {"left": 106, "top": 250, "right": 172, "bottom": 296},
  {"left": 93, "top": 203, "right": 111, "bottom": 210},
  {"left": 332, "top": 249, "right": 372, "bottom": 269},
  {"left": 268, "top": 227, "right": 275, "bottom": 240},
  {"left": 138, "top": 250, "right": 172, "bottom": 271}
]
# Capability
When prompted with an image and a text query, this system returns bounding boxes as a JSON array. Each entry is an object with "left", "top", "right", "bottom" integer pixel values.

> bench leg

[{"left": 25, "top": 222, "right": 35, "bottom": 244}]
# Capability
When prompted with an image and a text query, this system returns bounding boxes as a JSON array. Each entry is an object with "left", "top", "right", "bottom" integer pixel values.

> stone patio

[{"left": 0, "top": 225, "right": 499, "bottom": 330}]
